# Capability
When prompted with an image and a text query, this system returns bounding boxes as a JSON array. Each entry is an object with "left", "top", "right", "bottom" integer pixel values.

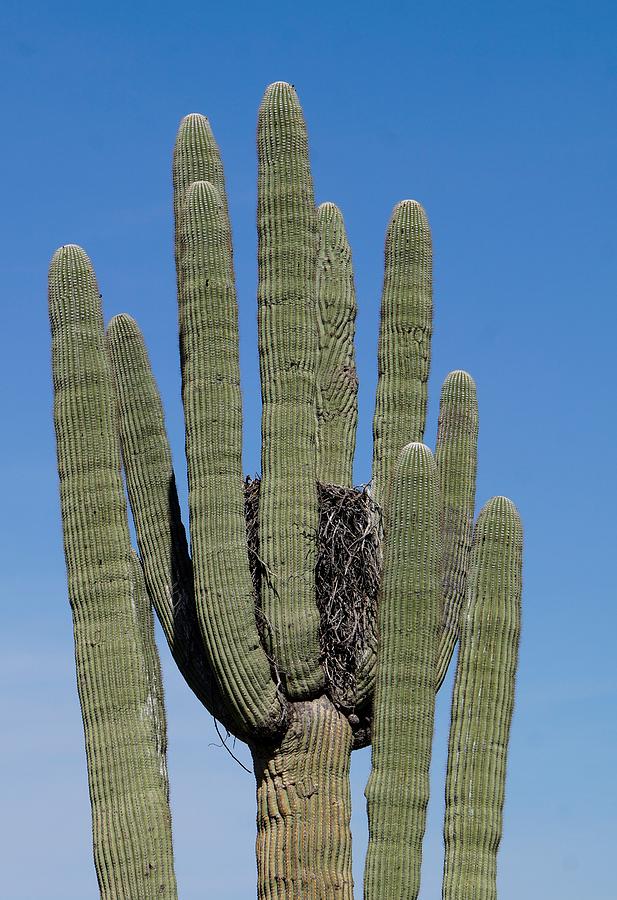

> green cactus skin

[
  {"left": 256, "top": 81, "right": 323, "bottom": 700},
  {"left": 173, "top": 112, "right": 230, "bottom": 277},
  {"left": 435, "top": 370, "right": 479, "bottom": 689},
  {"left": 372, "top": 200, "right": 433, "bottom": 508},
  {"left": 364, "top": 443, "right": 440, "bottom": 900},
  {"left": 356, "top": 366, "right": 478, "bottom": 718},
  {"left": 49, "top": 245, "right": 177, "bottom": 899},
  {"left": 106, "top": 314, "right": 236, "bottom": 733},
  {"left": 353, "top": 203, "right": 434, "bottom": 712},
  {"left": 442, "top": 497, "right": 522, "bottom": 900},
  {"left": 178, "top": 179, "right": 284, "bottom": 737},
  {"left": 252, "top": 696, "right": 354, "bottom": 900},
  {"left": 128, "top": 550, "right": 170, "bottom": 792},
  {"left": 316, "top": 201, "right": 358, "bottom": 487},
  {"left": 51, "top": 82, "right": 521, "bottom": 900}
]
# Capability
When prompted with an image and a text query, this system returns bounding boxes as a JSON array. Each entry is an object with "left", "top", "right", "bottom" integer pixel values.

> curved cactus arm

[
  {"left": 434, "top": 370, "right": 479, "bottom": 690},
  {"left": 178, "top": 179, "right": 285, "bottom": 738},
  {"left": 173, "top": 112, "right": 230, "bottom": 276},
  {"left": 364, "top": 443, "right": 441, "bottom": 900},
  {"left": 315, "top": 201, "right": 358, "bottom": 487},
  {"left": 371, "top": 200, "right": 433, "bottom": 507},
  {"left": 256, "top": 82, "right": 323, "bottom": 699},
  {"left": 106, "top": 314, "right": 238, "bottom": 735},
  {"left": 442, "top": 497, "right": 522, "bottom": 900},
  {"left": 49, "top": 245, "right": 177, "bottom": 899}
]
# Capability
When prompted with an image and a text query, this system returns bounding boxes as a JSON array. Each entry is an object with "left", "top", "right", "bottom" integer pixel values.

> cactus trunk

[{"left": 252, "top": 696, "right": 354, "bottom": 900}]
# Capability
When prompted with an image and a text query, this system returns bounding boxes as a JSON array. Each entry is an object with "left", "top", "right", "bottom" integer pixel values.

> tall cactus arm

[
  {"left": 179, "top": 180, "right": 285, "bottom": 737},
  {"left": 106, "top": 314, "right": 237, "bottom": 734},
  {"left": 354, "top": 200, "right": 433, "bottom": 710},
  {"left": 257, "top": 81, "right": 323, "bottom": 699},
  {"left": 371, "top": 201, "right": 432, "bottom": 507},
  {"left": 434, "top": 370, "right": 479, "bottom": 690},
  {"left": 49, "top": 245, "right": 177, "bottom": 899},
  {"left": 315, "top": 201, "right": 358, "bottom": 487},
  {"left": 173, "top": 112, "right": 230, "bottom": 276},
  {"left": 442, "top": 497, "right": 522, "bottom": 900},
  {"left": 364, "top": 443, "right": 440, "bottom": 900}
]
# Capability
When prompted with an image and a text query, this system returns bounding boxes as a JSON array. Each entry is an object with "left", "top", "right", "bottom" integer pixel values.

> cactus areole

[{"left": 50, "top": 82, "right": 522, "bottom": 900}]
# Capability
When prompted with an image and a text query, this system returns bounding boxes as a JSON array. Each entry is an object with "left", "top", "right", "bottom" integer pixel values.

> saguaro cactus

[{"left": 50, "top": 82, "right": 522, "bottom": 899}]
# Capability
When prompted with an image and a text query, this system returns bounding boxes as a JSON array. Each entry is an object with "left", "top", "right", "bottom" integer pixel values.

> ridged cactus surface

[
  {"left": 372, "top": 200, "right": 432, "bottom": 507},
  {"left": 257, "top": 83, "right": 323, "bottom": 700},
  {"left": 50, "top": 82, "right": 521, "bottom": 900},
  {"left": 106, "top": 314, "right": 232, "bottom": 728},
  {"left": 316, "top": 201, "right": 358, "bottom": 487},
  {"left": 364, "top": 443, "right": 441, "bottom": 899},
  {"left": 435, "top": 370, "right": 479, "bottom": 689},
  {"left": 252, "top": 696, "right": 354, "bottom": 900},
  {"left": 443, "top": 497, "right": 522, "bottom": 900},
  {"left": 179, "top": 178, "right": 282, "bottom": 735},
  {"left": 49, "top": 246, "right": 177, "bottom": 899}
]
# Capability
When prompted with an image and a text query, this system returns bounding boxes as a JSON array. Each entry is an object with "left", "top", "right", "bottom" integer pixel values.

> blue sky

[{"left": 2, "top": 1, "right": 616, "bottom": 896}]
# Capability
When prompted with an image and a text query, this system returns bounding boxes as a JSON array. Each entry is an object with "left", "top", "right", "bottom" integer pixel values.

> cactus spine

[{"left": 50, "top": 82, "right": 522, "bottom": 899}]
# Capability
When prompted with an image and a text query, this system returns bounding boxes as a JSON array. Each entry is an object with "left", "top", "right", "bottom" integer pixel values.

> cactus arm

[
  {"left": 354, "top": 201, "right": 433, "bottom": 710},
  {"left": 371, "top": 201, "right": 432, "bottom": 507},
  {"left": 173, "top": 112, "right": 230, "bottom": 276},
  {"left": 442, "top": 497, "right": 522, "bottom": 900},
  {"left": 128, "top": 550, "right": 170, "bottom": 796},
  {"left": 315, "top": 202, "right": 358, "bottom": 487},
  {"left": 256, "top": 81, "right": 323, "bottom": 699},
  {"left": 434, "top": 370, "right": 479, "bottom": 690},
  {"left": 178, "top": 179, "right": 285, "bottom": 737},
  {"left": 173, "top": 111, "right": 280, "bottom": 734},
  {"left": 364, "top": 443, "right": 440, "bottom": 900},
  {"left": 252, "top": 696, "right": 354, "bottom": 900},
  {"left": 49, "top": 245, "right": 177, "bottom": 899},
  {"left": 106, "top": 315, "right": 238, "bottom": 734}
]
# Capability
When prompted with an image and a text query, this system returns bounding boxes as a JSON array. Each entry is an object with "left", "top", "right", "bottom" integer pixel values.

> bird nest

[{"left": 244, "top": 477, "right": 382, "bottom": 707}]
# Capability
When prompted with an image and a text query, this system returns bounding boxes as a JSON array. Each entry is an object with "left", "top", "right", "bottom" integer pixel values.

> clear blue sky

[{"left": 2, "top": 1, "right": 616, "bottom": 897}]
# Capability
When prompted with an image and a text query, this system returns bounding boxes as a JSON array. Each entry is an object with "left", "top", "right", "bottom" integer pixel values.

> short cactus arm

[
  {"left": 257, "top": 82, "right": 323, "bottom": 699},
  {"left": 106, "top": 314, "right": 237, "bottom": 734},
  {"left": 364, "top": 443, "right": 440, "bottom": 900},
  {"left": 371, "top": 201, "right": 433, "bottom": 507},
  {"left": 49, "top": 245, "right": 177, "bottom": 899},
  {"left": 178, "top": 179, "right": 284, "bottom": 737},
  {"left": 435, "top": 370, "right": 478, "bottom": 689},
  {"left": 316, "top": 202, "right": 358, "bottom": 487},
  {"left": 442, "top": 497, "right": 522, "bottom": 900}
]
